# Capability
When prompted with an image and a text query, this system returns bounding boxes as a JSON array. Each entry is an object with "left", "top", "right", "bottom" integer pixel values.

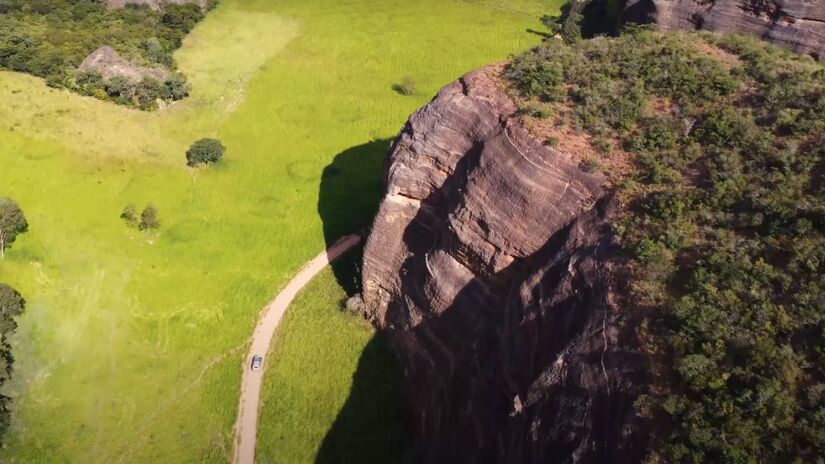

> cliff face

[
  {"left": 622, "top": 0, "right": 825, "bottom": 58},
  {"left": 362, "top": 69, "right": 649, "bottom": 463}
]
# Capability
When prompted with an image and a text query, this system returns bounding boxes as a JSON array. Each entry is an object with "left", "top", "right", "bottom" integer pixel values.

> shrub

[
  {"left": 579, "top": 157, "right": 601, "bottom": 173},
  {"left": 121, "top": 204, "right": 137, "bottom": 226},
  {"left": 0, "top": 284, "right": 25, "bottom": 333},
  {"left": 164, "top": 73, "right": 190, "bottom": 100},
  {"left": 0, "top": 198, "right": 28, "bottom": 257},
  {"left": 525, "top": 106, "right": 552, "bottom": 119},
  {"left": 104, "top": 76, "right": 133, "bottom": 99},
  {"left": 139, "top": 204, "right": 160, "bottom": 231},
  {"left": 392, "top": 76, "right": 416, "bottom": 96},
  {"left": 186, "top": 138, "right": 225, "bottom": 166},
  {"left": 162, "top": 4, "right": 204, "bottom": 33},
  {"left": 135, "top": 78, "right": 163, "bottom": 110},
  {"left": 544, "top": 136, "right": 560, "bottom": 147}
]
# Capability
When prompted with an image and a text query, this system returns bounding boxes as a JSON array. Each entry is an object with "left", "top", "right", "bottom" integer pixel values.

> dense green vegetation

[
  {"left": 0, "top": 0, "right": 209, "bottom": 108},
  {"left": 0, "top": 0, "right": 550, "bottom": 461},
  {"left": 138, "top": 203, "right": 160, "bottom": 230},
  {"left": 0, "top": 198, "right": 27, "bottom": 441},
  {"left": 256, "top": 262, "right": 407, "bottom": 463},
  {"left": 186, "top": 137, "right": 224, "bottom": 166},
  {"left": 0, "top": 198, "right": 27, "bottom": 258},
  {"left": 508, "top": 29, "right": 825, "bottom": 463},
  {"left": 0, "top": 284, "right": 25, "bottom": 441}
]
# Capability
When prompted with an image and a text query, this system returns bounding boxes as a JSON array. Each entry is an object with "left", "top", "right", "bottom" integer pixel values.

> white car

[{"left": 251, "top": 355, "right": 263, "bottom": 371}]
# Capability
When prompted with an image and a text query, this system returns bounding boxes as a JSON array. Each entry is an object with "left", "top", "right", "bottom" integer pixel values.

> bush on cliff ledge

[{"left": 507, "top": 30, "right": 825, "bottom": 463}]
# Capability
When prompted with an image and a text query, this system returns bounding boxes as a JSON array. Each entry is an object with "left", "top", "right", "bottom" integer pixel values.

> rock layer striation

[
  {"left": 622, "top": 0, "right": 825, "bottom": 58},
  {"left": 362, "top": 69, "right": 649, "bottom": 463}
]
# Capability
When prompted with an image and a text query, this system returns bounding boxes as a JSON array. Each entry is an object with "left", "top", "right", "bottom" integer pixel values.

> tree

[
  {"left": 164, "top": 73, "right": 190, "bottom": 100},
  {"left": 121, "top": 204, "right": 137, "bottom": 227},
  {"left": 0, "top": 284, "right": 24, "bottom": 335},
  {"left": 161, "top": 4, "right": 204, "bottom": 33},
  {"left": 186, "top": 138, "right": 225, "bottom": 167},
  {"left": 540, "top": 0, "right": 586, "bottom": 44},
  {"left": 0, "top": 283, "right": 25, "bottom": 441},
  {"left": 139, "top": 204, "right": 160, "bottom": 231},
  {"left": 0, "top": 198, "right": 28, "bottom": 258}
]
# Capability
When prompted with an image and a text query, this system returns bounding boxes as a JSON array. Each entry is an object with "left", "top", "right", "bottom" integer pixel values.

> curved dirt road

[{"left": 232, "top": 234, "right": 362, "bottom": 464}]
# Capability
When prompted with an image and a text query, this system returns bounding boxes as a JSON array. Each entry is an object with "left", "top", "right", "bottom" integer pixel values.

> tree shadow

[
  {"left": 317, "top": 139, "right": 391, "bottom": 296},
  {"left": 315, "top": 139, "right": 411, "bottom": 463}
]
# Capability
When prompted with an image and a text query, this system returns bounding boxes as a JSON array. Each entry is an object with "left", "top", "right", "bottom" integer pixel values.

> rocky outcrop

[
  {"left": 104, "top": 0, "right": 207, "bottom": 10},
  {"left": 622, "top": 0, "right": 825, "bottom": 58},
  {"left": 78, "top": 46, "right": 168, "bottom": 82},
  {"left": 361, "top": 69, "right": 649, "bottom": 463}
]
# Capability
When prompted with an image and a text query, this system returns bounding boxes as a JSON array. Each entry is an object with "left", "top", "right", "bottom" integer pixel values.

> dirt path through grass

[{"left": 231, "top": 234, "right": 362, "bottom": 464}]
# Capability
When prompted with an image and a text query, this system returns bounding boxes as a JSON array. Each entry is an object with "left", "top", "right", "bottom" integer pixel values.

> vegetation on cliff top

[{"left": 507, "top": 29, "right": 825, "bottom": 463}]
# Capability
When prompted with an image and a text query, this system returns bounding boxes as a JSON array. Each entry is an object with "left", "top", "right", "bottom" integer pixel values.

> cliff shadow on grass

[
  {"left": 315, "top": 138, "right": 411, "bottom": 463},
  {"left": 317, "top": 139, "right": 391, "bottom": 296},
  {"left": 314, "top": 334, "right": 409, "bottom": 464}
]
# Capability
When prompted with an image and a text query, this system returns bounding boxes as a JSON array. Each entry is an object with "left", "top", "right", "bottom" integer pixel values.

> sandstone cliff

[
  {"left": 361, "top": 69, "right": 649, "bottom": 463},
  {"left": 622, "top": 0, "right": 825, "bottom": 58}
]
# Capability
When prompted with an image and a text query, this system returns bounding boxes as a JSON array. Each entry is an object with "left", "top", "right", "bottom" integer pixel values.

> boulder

[{"left": 78, "top": 46, "right": 168, "bottom": 83}]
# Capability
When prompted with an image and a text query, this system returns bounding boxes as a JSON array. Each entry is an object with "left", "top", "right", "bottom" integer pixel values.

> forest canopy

[{"left": 507, "top": 29, "right": 825, "bottom": 463}]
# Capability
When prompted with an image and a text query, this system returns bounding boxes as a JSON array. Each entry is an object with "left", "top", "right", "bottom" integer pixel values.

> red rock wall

[
  {"left": 623, "top": 0, "right": 825, "bottom": 58},
  {"left": 362, "top": 69, "right": 649, "bottom": 463}
]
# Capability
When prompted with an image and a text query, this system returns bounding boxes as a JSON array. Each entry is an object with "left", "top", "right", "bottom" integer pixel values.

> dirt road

[{"left": 231, "top": 234, "right": 362, "bottom": 464}]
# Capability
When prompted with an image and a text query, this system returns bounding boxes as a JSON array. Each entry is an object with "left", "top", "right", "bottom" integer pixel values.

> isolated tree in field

[
  {"left": 0, "top": 198, "right": 28, "bottom": 258},
  {"left": 139, "top": 204, "right": 160, "bottom": 231},
  {"left": 186, "top": 138, "right": 225, "bottom": 167}
]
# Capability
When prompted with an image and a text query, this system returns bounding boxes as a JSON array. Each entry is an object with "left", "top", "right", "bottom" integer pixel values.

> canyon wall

[
  {"left": 622, "top": 0, "right": 825, "bottom": 58},
  {"left": 361, "top": 69, "right": 649, "bottom": 463}
]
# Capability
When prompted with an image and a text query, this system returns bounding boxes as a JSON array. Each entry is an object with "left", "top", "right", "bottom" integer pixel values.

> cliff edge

[
  {"left": 361, "top": 68, "right": 648, "bottom": 463},
  {"left": 361, "top": 29, "right": 825, "bottom": 463}
]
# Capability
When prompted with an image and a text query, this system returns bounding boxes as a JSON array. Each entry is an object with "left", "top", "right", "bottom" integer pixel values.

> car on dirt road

[{"left": 251, "top": 355, "right": 263, "bottom": 371}]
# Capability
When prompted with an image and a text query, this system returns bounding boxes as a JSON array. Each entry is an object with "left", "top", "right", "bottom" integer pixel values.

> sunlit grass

[
  {"left": 0, "top": 0, "right": 554, "bottom": 461},
  {"left": 256, "top": 262, "right": 406, "bottom": 463}
]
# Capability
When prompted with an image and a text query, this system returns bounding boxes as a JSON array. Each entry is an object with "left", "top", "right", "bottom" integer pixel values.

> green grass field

[
  {"left": 0, "top": 0, "right": 552, "bottom": 461},
  {"left": 256, "top": 254, "right": 407, "bottom": 464}
]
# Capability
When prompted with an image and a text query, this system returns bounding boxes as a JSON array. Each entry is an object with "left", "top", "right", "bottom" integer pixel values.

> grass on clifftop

[
  {"left": 0, "top": 0, "right": 553, "bottom": 462},
  {"left": 506, "top": 29, "right": 825, "bottom": 463}
]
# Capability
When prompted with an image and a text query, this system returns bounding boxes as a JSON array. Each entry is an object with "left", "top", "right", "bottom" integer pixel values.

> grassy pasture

[
  {"left": 0, "top": 0, "right": 552, "bottom": 461},
  {"left": 256, "top": 256, "right": 407, "bottom": 464}
]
